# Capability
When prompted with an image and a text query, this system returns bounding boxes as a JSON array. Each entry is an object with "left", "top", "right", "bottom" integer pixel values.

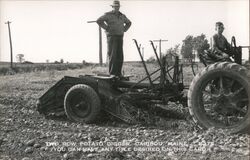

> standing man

[{"left": 97, "top": 0, "right": 132, "bottom": 77}]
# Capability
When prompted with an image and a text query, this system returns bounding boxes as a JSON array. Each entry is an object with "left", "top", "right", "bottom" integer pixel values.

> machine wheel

[
  {"left": 64, "top": 84, "right": 101, "bottom": 123},
  {"left": 188, "top": 62, "right": 250, "bottom": 133}
]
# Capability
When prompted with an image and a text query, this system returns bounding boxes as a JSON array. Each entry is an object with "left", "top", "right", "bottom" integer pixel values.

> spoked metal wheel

[
  {"left": 188, "top": 62, "right": 250, "bottom": 133},
  {"left": 201, "top": 75, "right": 248, "bottom": 127},
  {"left": 64, "top": 84, "right": 101, "bottom": 123}
]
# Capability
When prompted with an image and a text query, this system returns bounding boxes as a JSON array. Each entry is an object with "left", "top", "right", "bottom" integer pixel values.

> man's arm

[
  {"left": 123, "top": 15, "right": 131, "bottom": 32},
  {"left": 96, "top": 14, "right": 109, "bottom": 31}
]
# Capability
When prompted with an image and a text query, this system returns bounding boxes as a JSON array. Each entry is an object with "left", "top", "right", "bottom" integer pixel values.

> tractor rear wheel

[
  {"left": 64, "top": 84, "right": 101, "bottom": 123},
  {"left": 188, "top": 62, "right": 250, "bottom": 133}
]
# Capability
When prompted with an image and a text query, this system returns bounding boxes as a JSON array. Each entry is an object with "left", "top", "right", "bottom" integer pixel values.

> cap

[
  {"left": 215, "top": 22, "right": 224, "bottom": 28},
  {"left": 111, "top": 0, "right": 120, "bottom": 7}
]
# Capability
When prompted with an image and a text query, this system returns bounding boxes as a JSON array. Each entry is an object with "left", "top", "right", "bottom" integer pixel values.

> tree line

[
  {"left": 181, "top": 34, "right": 210, "bottom": 59},
  {"left": 147, "top": 33, "right": 210, "bottom": 62}
]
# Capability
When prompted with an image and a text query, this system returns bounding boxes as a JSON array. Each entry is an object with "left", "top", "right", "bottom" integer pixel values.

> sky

[{"left": 0, "top": 0, "right": 249, "bottom": 63}]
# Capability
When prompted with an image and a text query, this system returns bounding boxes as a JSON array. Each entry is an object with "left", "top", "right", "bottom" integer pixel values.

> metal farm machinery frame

[{"left": 37, "top": 38, "right": 250, "bottom": 134}]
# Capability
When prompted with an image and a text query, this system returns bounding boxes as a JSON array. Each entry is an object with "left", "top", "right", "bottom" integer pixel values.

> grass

[
  {"left": 0, "top": 62, "right": 92, "bottom": 75},
  {"left": 0, "top": 61, "right": 204, "bottom": 88}
]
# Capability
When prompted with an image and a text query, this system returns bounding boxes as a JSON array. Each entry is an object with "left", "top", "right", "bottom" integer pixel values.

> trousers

[{"left": 107, "top": 35, "right": 124, "bottom": 76}]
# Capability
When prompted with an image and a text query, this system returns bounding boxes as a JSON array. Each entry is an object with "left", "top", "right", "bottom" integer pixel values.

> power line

[
  {"left": 5, "top": 21, "right": 13, "bottom": 68},
  {"left": 87, "top": 21, "right": 103, "bottom": 65},
  {"left": 152, "top": 39, "right": 168, "bottom": 59}
]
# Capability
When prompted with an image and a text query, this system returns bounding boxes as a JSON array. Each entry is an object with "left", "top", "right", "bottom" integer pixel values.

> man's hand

[
  {"left": 96, "top": 18, "right": 109, "bottom": 31},
  {"left": 222, "top": 52, "right": 229, "bottom": 58},
  {"left": 215, "top": 52, "right": 228, "bottom": 60},
  {"left": 105, "top": 26, "right": 110, "bottom": 32}
]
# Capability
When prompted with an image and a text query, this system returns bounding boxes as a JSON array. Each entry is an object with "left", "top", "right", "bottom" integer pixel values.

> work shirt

[
  {"left": 97, "top": 11, "right": 131, "bottom": 36},
  {"left": 212, "top": 34, "right": 231, "bottom": 53}
]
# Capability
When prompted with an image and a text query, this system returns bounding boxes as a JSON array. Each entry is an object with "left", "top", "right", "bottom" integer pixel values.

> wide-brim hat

[{"left": 111, "top": 0, "right": 120, "bottom": 7}]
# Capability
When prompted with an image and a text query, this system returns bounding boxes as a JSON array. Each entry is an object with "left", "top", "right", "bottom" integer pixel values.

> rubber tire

[
  {"left": 64, "top": 84, "right": 101, "bottom": 123},
  {"left": 188, "top": 62, "right": 250, "bottom": 133}
]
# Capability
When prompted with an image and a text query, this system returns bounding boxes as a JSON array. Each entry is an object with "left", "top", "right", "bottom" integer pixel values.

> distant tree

[
  {"left": 146, "top": 56, "right": 156, "bottom": 62},
  {"left": 165, "top": 48, "right": 175, "bottom": 64},
  {"left": 22, "top": 61, "right": 33, "bottom": 64},
  {"left": 60, "top": 58, "right": 64, "bottom": 64},
  {"left": 181, "top": 35, "right": 194, "bottom": 59},
  {"left": 173, "top": 44, "right": 180, "bottom": 55},
  {"left": 16, "top": 54, "right": 25, "bottom": 63},
  {"left": 192, "top": 34, "right": 210, "bottom": 55},
  {"left": 166, "top": 47, "right": 174, "bottom": 55},
  {"left": 46, "top": 59, "right": 49, "bottom": 63},
  {"left": 166, "top": 44, "right": 180, "bottom": 56},
  {"left": 181, "top": 34, "right": 210, "bottom": 60}
]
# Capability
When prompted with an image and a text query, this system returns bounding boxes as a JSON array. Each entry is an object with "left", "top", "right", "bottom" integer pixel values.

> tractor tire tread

[{"left": 188, "top": 62, "right": 250, "bottom": 133}]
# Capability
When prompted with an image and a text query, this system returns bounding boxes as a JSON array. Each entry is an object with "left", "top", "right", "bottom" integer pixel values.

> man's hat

[{"left": 111, "top": 0, "right": 120, "bottom": 7}]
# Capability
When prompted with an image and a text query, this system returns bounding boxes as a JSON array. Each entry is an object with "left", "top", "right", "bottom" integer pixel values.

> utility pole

[
  {"left": 87, "top": 21, "right": 103, "bottom": 65},
  {"left": 5, "top": 21, "right": 13, "bottom": 68},
  {"left": 248, "top": 48, "right": 250, "bottom": 63},
  {"left": 153, "top": 39, "right": 168, "bottom": 59},
  {"left": 142, "top": 47, "right": 144, "bottom": 59}
]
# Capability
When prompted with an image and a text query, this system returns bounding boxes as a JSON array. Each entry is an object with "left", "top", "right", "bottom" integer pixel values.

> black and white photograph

[{"left": 0, "top": 0, "right": 249, "bottom": 159}]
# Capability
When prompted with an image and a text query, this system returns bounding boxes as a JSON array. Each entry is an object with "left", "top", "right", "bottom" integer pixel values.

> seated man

[
  {"left": 211, "top": 22, "right": 231, "bottom": 60},
  {"left": 200, "top": 22, "right": 232, "bottom": 65}
]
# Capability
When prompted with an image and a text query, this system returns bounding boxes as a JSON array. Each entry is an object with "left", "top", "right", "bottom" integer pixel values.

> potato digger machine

[{"left": 37, "top": 38, "right": 250, "bottom": 134}]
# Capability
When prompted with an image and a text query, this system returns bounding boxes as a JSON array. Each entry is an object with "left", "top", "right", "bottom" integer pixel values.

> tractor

[{"left": 37, "top": 37, "right": 250, "bottom": 134}]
